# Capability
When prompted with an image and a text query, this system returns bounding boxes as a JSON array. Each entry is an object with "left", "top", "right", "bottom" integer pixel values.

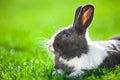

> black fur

[
  {"left": 73, "top": 6, "right": 82, "bottom": 24},
  {"left": 54, "top": 55, "right": 74, "bottom": 73},
  {"left": 53, "top": 27, "right": 88, "bottom": 60},
  {"left": 101, "top": 53, "right": 120, "bottom": 67},
  {"left": 110, "top": 36, "right": 120, "bottom": 41}
]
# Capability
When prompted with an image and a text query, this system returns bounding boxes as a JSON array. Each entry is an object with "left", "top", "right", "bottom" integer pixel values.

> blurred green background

[
  {"left": 0, "top": 0, "right": 120, "bottom": 79},
  {"left": 0, "top": 0, "right": 120, "bottom": 49}
]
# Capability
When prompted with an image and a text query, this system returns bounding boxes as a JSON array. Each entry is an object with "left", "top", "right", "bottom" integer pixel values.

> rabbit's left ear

[
  {"left": 73, "top": 6, "right": 82, "bottom": 24},
  {"left": 74, "top": 5, "right": 94, "bottom": 33}
]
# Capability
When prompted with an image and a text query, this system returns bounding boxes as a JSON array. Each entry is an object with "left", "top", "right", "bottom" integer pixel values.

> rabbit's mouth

[{"left": 48, "top": 41, "right": 62, "bottom": 55}]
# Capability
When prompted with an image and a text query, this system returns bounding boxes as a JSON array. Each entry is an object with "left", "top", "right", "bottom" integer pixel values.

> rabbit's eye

[{"left": 63, "top": 33, "right": 71, "bottom": 39}]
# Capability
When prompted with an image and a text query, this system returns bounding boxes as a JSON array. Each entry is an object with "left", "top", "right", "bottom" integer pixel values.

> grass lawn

[{"left": 0, "top": 0, "right": 120, "bottom": 80}]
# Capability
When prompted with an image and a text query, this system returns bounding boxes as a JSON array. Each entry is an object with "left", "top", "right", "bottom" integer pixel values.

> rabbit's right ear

[{"left": 73, "top": 5, "right": 94, "bottom": 34}]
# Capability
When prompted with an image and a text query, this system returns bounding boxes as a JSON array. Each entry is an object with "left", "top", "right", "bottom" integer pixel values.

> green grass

[{"left": 0, "top": 0, "right": 120, "bottom": 80}]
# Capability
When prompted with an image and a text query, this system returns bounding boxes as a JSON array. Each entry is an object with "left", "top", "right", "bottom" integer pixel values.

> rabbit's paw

[
  {"left": 68, "top": 71, "right": 84, "bottom": 77},
  {"left": 52, "top": 69, "right": 63, "bottom": 75}
]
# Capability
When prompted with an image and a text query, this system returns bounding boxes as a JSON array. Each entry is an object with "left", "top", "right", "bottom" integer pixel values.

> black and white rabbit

[{"left": 48, "top": 4, "right": 120, "bottom": 77}]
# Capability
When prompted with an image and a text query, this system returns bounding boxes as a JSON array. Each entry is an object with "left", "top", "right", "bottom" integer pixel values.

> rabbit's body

[
  {"left": 48, "top": 4, "right": 120, "bottom": 77},
  {"left": 54, "top": 39, "right": 120, "bottom": 73}
]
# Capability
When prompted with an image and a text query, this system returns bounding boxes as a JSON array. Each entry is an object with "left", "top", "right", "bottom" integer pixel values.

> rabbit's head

[{"left": 48, "top": 5, "right": 94, "bottom": 58}]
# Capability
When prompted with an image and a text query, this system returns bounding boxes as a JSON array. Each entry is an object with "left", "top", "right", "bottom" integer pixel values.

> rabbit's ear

[
  {"left": 73, "top": 6, "right": 82, "bottom": 24},
  {"left": 74, "top": 5, "right": 94, "bottom": 33}
]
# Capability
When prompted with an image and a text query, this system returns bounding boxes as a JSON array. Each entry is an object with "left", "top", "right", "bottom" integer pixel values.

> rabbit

[{"left": 48, "top": 4, "right": 120, "bottom": 77}]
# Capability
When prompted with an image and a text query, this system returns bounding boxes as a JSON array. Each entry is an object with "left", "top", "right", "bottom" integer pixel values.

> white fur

[
  {"left": 85, "top": 29, "right": 91, "bottom": 44},
  {"left": 59, "top": 42, "right": 108, "bottom": 71}
]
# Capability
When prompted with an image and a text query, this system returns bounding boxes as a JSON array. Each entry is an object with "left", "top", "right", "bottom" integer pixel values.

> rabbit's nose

[
  {"left": 48, "top": 42, "right": 54, "bottom": 53},
  {"left": 48, "top": 44, "right": 51, "bottom": 49}
]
